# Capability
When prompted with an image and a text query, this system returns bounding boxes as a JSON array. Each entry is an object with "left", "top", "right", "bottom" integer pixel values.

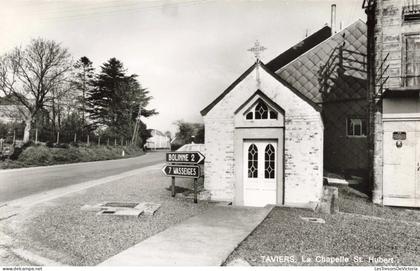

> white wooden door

[
  {"left": 416, "top": 122, "right": 420, "bottom": 207},
  {"left": 383, "top": 121, "right": 417, "bottom": 207},
  {"left": 243, "top": 140, "right": 277, "bottom": 207}
]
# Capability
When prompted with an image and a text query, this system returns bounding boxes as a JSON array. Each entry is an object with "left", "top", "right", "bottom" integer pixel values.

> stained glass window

[
  {"left": 269, "top": 111, "right": 278, "bottom": 119},
  {"left": 264, "top": 144, "right": 275, "bottom": 179},
  {"left": 255, "top": 102, "right": 268, "bottom": 119},
  {"left": 248, "top": 144, "right": 258, "bottom": 178},
  {"left": 245, "top": 100, "right": 278, "bottom": 120}
]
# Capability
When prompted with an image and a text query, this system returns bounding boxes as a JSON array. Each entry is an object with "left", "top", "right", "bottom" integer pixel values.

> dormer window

[
  {"left": 245, "top": 100, "right": 278, "bottom": 120},
  {"left": 403, "top": 3, "right": 420, "bottom": 21}
]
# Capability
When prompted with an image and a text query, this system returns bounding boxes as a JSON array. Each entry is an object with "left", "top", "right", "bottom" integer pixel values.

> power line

[
  {"left": 34, "top": 0, "right": 127, "bottom": 15},
  {"left": 40, "top": 0, "right": 210, "bottom": 22}
]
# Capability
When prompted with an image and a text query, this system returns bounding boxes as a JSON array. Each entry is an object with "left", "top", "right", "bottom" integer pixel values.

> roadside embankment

[{"left": 0, "top": 145, "right": 144, "bottom": 169}]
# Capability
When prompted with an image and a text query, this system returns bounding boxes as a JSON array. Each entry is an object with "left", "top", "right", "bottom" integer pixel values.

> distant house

[{"left": 144, "top": 129, "right": 170, "bottom": 150}]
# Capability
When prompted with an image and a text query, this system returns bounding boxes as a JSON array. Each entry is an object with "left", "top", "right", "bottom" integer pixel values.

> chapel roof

[
  {"left": 201, "top": 20, "right": 367, "bottom": 116},
  {"left": 272, "top": 19, "right": 367, "bottom": 104},
  {"left": 200, "top": 61, "right": 322, "bottom": 116},
  {"left": 266, "top": 25, "right": 332, "bottom": 72}
]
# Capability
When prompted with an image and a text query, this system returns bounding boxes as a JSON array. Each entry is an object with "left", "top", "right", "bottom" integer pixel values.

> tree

[
  {"left": 72, "top": 56, "right": 94, "bottom": 131},
  {"left": 86, "top": 58, "right": 156, "bottom": 141},
  {"left": 44, "top": 79, "right": 76, "bottom": 141},
  {"left": 0, "top": 38, "right": 72, "bottom": 142},
  {"left": 174, "top": 121, "right": 204, "bottom": 144},
  {"left": 164, "top": 131, "right": 172, "bottom": 140}
]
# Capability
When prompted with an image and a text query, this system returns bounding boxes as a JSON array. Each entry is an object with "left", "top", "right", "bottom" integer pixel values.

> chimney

[{"left": 331, "top": 4, "right": 337, "bottom": 34}]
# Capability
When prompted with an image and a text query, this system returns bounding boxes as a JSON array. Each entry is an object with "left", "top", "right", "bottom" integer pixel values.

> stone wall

[{"left": 203, "top": 64, "right": 324, "bottom": 205}]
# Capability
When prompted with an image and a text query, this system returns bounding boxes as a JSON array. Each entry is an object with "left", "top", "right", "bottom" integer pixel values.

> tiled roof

[
  {"left": 200, "top": 61, "right": 322, "bottom": 116},
  {"left": 266, "top": 26, "right": 331, "bottom": 71},
  {"left": 272, "top": 20, "right": 367, "bottom": 104}
]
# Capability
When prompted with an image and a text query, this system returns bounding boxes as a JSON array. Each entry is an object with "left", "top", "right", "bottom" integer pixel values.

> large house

[
  {"left": 365, "top": 0, "right": 420, "bottom": 207},
  {"left": 0, "top": 105, "right": 27, "bottom": 124},
  {"left": 144, "top": 129, "right": 170, "bottom": 150}
]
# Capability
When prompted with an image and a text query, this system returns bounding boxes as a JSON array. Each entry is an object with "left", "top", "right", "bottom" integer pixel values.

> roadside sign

[
  {"left": 166, "top": 151, "right": 205, "bottom": 164},
  {"left": 162, "top": 164, "right": 200, "bottom": 178}
]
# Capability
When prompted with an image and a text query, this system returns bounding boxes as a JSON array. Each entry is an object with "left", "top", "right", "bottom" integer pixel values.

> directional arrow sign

[
  {"left": 162, "top": 164, "right": 200, "bottom": 178},
  {"left": 166, "top": 151, "right": 205, "bottom": 164}
]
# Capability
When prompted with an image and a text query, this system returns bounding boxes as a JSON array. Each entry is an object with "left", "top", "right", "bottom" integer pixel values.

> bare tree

[
  {"left": 0, "top": 38, "right": 72, "bottom": 142},
  {"left": 44, "top": 80, "right": 76, "bottom": 138}
]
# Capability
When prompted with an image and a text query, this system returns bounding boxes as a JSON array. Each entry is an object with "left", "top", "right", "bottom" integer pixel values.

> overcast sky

[{"left": 0, "top": 0, "right": 365, "bottom": 134}]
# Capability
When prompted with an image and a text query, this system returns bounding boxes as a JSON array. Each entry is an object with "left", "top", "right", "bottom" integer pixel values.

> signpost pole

[
  {"left": 171, "top": 177, "right": 175, "bottom": 197},
  {"left": 193, "top": 178, "right": 198, "bottom": 203},
  {"left": 163, "top": 151, "right": 205, "bottom": 203}
]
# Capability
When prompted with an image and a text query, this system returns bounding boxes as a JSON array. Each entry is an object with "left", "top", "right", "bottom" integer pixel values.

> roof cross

[{"left": 248, "top": 40, "right": 267, "bottom": 60}]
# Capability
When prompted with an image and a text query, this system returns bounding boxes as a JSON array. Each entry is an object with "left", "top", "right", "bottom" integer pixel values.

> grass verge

[{"left": 0, "top": 145, "right": 144, "bottom": 169}]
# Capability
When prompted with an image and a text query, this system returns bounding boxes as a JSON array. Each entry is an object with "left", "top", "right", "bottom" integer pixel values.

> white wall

[{"left": 203, "top": 64, "right": 324, "bottom": 205}]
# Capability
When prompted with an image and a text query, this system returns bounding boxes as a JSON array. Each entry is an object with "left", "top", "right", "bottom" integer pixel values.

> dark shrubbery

[
  {"left": 9, "top": 141, "right": 33, "bottom": 160},
  {"left": 6, "top": 145, "right": 144, "bottom": 168},
  {"left": 18, "top": 145, "right": 53, "bottom": 165}
]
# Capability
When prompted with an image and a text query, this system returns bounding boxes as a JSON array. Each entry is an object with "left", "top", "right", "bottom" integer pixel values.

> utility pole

[{"left": 131, "top": 104, "right": 142, "bottom": 145}]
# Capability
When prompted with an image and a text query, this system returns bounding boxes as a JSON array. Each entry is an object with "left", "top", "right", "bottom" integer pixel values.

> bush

[
  {"left": 18, "top": 145, "right": 53, "bottom": 165},
  {"left": 9, "top": 141, "right": 33, "bottom": 160}
]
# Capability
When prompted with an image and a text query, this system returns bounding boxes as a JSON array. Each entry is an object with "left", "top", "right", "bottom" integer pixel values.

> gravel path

[
  {"left": 2, "top": 167, "right": 213, "bottom": 266},
  {"left": 338, "top": 187, "right": 420, "bottom": 223},
  {"left": 225, "top": 207, "right": 420, "bottom": 266}
]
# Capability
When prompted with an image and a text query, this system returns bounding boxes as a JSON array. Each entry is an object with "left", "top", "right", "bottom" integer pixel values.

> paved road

[{"left": 0, "top": 152, "right": 165, "bottom": 203}]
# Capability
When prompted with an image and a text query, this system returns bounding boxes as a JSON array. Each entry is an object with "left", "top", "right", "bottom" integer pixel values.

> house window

[
  {"left": 245, "top": 100, "right": 278, "bottom": 120},
  {"left": 347, "top": 118, "right": 367, "bottom": 137},
  {"left": 403, "top": 33, "right": 420, "bottom": 87}
]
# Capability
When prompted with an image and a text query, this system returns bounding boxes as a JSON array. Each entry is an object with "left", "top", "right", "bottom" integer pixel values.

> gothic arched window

[
  {"left": 264, "top": 144, "right": 275, "bottom": 179},
  {"left": 248, "top": 144, "right": 258, "bottom": 178},
  {"left": 245, "top": 100, "right": 278, "bottom": 120}
]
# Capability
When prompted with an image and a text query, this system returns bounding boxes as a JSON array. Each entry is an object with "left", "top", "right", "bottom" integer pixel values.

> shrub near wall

[{"left": 13, "top": 145, "right": 143, "bottom": 167}]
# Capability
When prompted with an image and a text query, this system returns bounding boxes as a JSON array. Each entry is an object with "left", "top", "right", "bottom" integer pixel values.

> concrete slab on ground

[
  {"left": 0, "top": 164, "right": 163, "bottom": 220},
  {"left": 100, "top": 205, "right": 273, "bottom": 266}
]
